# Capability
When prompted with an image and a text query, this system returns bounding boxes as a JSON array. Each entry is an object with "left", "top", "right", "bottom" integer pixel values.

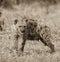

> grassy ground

[{"left": 0, "top": 2, "right": 60, "bottom": 62}]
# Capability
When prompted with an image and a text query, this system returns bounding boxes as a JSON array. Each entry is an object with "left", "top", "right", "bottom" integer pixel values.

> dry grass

[{"left": 0, "top": 2, "right": 60, "bottom": 62}]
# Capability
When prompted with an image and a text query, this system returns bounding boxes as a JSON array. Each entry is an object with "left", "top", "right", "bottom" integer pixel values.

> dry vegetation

[{"left": 0, "top": 0, "right": 60, "bottom": 62}]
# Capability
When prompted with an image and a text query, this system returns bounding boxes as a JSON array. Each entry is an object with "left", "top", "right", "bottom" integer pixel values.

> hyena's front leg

[
  {"left": 18, "top": 34, "right": 26, "bottom": 56},
  {"left": 21, "top": 38, "right": 26, "bottom": 52},
  {"left": 18, "top": 38, "right": 26, "bottom": 56},
  {"left": 14, "top": 34, "right": 19, "bottom": 52}
]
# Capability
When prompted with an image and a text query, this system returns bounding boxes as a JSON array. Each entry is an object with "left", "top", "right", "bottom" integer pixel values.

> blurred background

[{"left": 0, "top": 0, "right": 60, "bottom": 62}]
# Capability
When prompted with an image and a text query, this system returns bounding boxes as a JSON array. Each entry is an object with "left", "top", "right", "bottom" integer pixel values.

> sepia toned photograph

[{"left": 0, "top": 0, "right": 60, "bottom": 62}]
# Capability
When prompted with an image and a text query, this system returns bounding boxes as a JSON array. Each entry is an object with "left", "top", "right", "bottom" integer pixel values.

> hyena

[{"left": 19, "top": 18, "right": 55, "bottom": 54}]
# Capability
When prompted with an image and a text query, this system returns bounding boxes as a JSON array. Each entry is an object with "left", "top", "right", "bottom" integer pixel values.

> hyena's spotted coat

[{"left": 18, "top": 18, "right": 55, "bottom": 55}]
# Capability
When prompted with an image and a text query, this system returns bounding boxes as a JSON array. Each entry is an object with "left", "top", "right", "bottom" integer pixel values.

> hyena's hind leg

[
  {"left": 40, "top": 36, "right": 55, "bottom": 53},
  {"left": 47, "top": 41, "right": 55, "bottom": 53},
  {"left": 39, "top": 25, "right": 55, "bottom": 53}
]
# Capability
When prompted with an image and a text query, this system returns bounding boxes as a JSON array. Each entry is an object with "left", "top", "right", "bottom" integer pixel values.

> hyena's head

[
  {"left": 19, "top": 18, "right": 37, "bottom": 34},
  {"left": 18, "top": 18, "right": 28, "bottom": 33}
]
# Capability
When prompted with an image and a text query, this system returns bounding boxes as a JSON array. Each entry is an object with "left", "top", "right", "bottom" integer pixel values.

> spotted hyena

[{"left": 19, "top": 18, "right": 55, "bottom": 54}]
